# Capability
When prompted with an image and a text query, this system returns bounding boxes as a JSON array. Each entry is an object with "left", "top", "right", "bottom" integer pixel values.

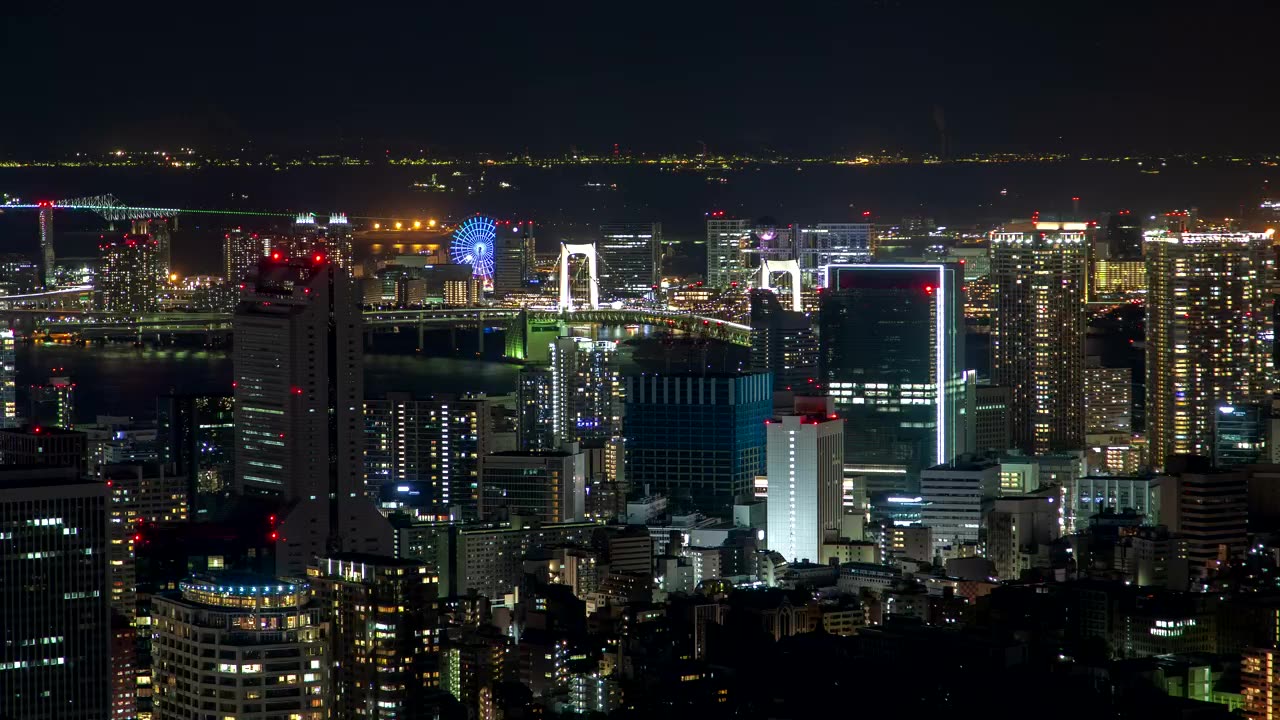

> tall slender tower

[
  {"left": 38, "top": 201, "right": 55, "bottom": 288},
  {"left": 705, "top": 217, "right": 751, "bottom": 287},
  {"left": 233, "top": 255, "right": 390, "bottom": 576},
  {"left": 1145, "top": 229, "right": 1275, "bottom": 468},
  {"left": 0, "top": 328, "right": 14, "bottom": 428},
  {"left": 765, "top": 396, "right": 844, "bottom": 564},
  {"left": 990, "top": 220, "right": 1088, "bottom": 454},
  {"left": 550, "top": 336, "right": 623, "bottom": 445}
]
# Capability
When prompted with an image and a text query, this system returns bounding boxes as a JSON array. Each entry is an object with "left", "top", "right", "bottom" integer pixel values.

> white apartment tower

[{"left": 765, "top": 396, "right": 845, "bottom": 563}]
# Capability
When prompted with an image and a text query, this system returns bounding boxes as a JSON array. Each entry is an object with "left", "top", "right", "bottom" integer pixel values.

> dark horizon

[{"left": 5, "top": 2, "right": 1279, "bottom": 156}]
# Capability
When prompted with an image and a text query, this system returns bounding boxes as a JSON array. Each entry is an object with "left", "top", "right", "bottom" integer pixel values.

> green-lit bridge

[{"left": 8, "top": 307, "right": 751, "bottom": 351}]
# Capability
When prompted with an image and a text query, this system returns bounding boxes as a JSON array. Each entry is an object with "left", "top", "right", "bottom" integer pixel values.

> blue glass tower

[{"left": 623, "top": 373, "right": 772, "bottom": 514}]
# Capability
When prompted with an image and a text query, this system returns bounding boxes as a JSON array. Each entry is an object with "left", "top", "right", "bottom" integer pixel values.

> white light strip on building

[
  {"left": 824, "top": 263, "right": 950, "bottom": 465},
  {"left": 935, "top": 264, "right": 946, "bottom": 465}
]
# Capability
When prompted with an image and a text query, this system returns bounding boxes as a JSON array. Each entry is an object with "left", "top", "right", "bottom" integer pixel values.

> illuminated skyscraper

[
  {"left": 223, "top": 227, "right": 264, "bottom": 283},
  {"left": 98, "top": 234, "right": 161, "bottom": 313},
  {"left": 517, "top": 366, "right": 555, "bottom": 451},
  {"left": 990, "top": 220, "right": 1089, "bottom": 454},
  {"left": 1145, "top": 230, "right": 1275, "bottom": 468},
  {"left": 309, "top": 554, "right": 439, "bottom": 720},
  {"left": 0, "top": 466, "right": 110, "bottom": 720},
  {"left": 598, "top": 222, "right": 662, "bottom": 300},
  {"left": 550, "top": 337, "right": 623, "bottom": 445},
  {"left": 38, "top": 201, "right": 55, "bottom": 288},
  {"left": 233, "top": 256, "right": 390, "bottom": 576},
  {"left": 151, "top": 577, "right": 327, "bottom": 720},
  {"left": 493, "top": 221, "right": 535, "bottom": 298},
  {"left": 819, "top": 264, "right": 967, "bottom": 489},
  {"left": 157, "top": 393, "right": 236, "bottom": 507},
  {"left": 765, "top": 396, "right": 844, "bottom": 564},
  {"left": 479, "top": 445, "right": 586, "bottom": 524},
  {"left": 1084, "top": 357, "right": 1132, "bottom": 433},
  {"left": 290, "top": 213, "right": 355, "bottom": 269},
  {"left": 706, "top": 216, "right": 751, "bottom": 287},
  {"left": 29, "top": 373, "right": 75, "bottom": 429},
  {"left": 748, "top": 288, "right": 818, "bottom": 392},
  {"left": 132, "top": 216, "right": 176, "bottom": 284},
  {"left": 796, "top": 223, "right": 874, "bottom": 286},
  {"left": 0, "top": 328, "right": 14, "bottom": 428},
  {"left": 624, "top": 373, "right": 771, "bottom": 514},
  {"left": 364, "top": 392, "right": 498, "bottom": 519}
]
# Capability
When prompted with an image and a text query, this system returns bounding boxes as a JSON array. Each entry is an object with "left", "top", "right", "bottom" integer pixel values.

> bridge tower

[
  {"left": 759, "top": 258, "right": 802, "bottom": 311},
  {"left": 37, "top": 202, "right": 55, "bottom": 289},
  {"left": 558, "top": 242, "right": 600, "bottom": 311}
]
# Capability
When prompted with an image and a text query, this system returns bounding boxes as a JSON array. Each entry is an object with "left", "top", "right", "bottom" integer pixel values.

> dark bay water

[
  {"left": 14, "top": 342, "right": 522, "bottom": 423},
  {"left": 0, "top": 160, "right": 1274, "bottom": 275},
  {"left": 13, "top": 323, "right": 675, "bottom": 423}
]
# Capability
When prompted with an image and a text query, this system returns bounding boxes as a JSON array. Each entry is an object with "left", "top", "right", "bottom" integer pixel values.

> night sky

[{"left": 3, "top": 1, "right": 1277, "bottom": 155}]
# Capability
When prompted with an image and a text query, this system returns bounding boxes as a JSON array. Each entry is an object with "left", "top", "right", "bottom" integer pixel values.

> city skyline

[{"left": 9, "top": 5, "right": 1280, "bottom": 719}]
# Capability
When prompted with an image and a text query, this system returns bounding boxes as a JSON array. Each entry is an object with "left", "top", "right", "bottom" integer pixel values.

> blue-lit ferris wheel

[{"left": 450, "top": 215, "right": 497, "bottom": 279}]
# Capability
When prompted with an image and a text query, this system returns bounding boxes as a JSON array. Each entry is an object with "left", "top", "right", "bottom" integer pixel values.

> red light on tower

[
  {"left": 924, "top": 285, "right": 934, "bottom": 294},
  {"left": 312, "top": 252, "right": 325, "bottom": 264},
  {"left": 270, "top": 251, "right": 281, "bottom": 261}
]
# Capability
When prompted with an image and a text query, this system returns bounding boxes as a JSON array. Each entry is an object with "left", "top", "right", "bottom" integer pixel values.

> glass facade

[
  {"left": 598, "top": 222, "right": 662, "bottom": 300},
  {"left": 624, "top": 373, "right": 771, "bottom": 514},
  {"left": 820, "top": 264, "right": 966, "bottom": 490}
]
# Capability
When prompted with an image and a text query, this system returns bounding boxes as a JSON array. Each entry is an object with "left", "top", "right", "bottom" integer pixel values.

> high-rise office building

[
  {"left": 493, "top": 220, "right": 535, "bottom": 298},
  {"left": 748, "top": 289, "right": 818, "bottom": 392},
  {"left": 1145, "top": 230, "right": 1275, "bottom": 468},
  {"left": 1092, "top": 259, "right": 1146, "bottom": 297},
  {"left": 233, "top": 256, "right": 390, "bottom": 576},
  {"left": 151, "top": 577, "right": 327, "bottom": 720},
  {"left": 131, "top": 216, "right": 175, "bottom": 285},
  {"left": 984, "top": 492, "right": 1061, "bottom": 580},
  {"left": 1084, "top": 358, "right": 1132, "bottom": 433},
  {"left": 0, "top": 466, "right": 110, "bottom": 720},
  {"left": 1214, "top": 404, "right": 1265, "bottom": 467},
  {"left": 0, "top": 425, "right": 87, "bottom": 472},
  {"left": 29, "top": 373, "right": 75, "bottom": 428},
  {"left": 796, "top": 223, "right": 874, "bottom": 286},
  {"left": 0, "top": 328, "right": 15, "bottom": 428},
  {"left": 98, "top": 234, "right": 161, "bottom": 313},
  {"left": 365, "top": 392, "right": 497, "bottom": 519},
  {"left": 550, "top": 337, "right": 623, "bottom": 445},
  {"left": 309, "top": 554, "right": 439, "bottom": 720},
  {"left": 765, "top": 396, "right": 845, "bottom": 564},
  {"left": 624, "top": 373, "right": 772, "bottom": 514},
  {"left": 479, "top": 444, "right": 586, "bottom": 524},
  {"left": 973, "top": 385, "right": 1013, "bottom": 452},
  {"left": 1157, "top": 459, "right": 1248, "bottom": 577},
  {"left": 38, "top": 201, "right": 56, "bottom": 288},
  {"left": 104, "top": 462, "right": 188, "bottom": 621},
  {"left": 990, "top": 220, "right": 1088, "bottom": 454},
  {"left": 819, "top": 264, "right": 967, "bottom": 489},
  {"left": 920, "top": 460, "right": 999, "bottom": 560},
  {"left": 223, "top": 227, "right": 265, "bottom": 283},
  {"left": 290, "top": 213, "right": 355, "bottom": 269},
  {"left": 517, "top": 366, "right": 555, "bottom": 451},
  {"left": 705, "top": 217, "right": 752, "bottom": 287},
  {"left": 598, "top": 222, "right": 662, "bottom": 300},
  {"left": 157, "top": 393, "right": 236, "bottom": 506}
]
